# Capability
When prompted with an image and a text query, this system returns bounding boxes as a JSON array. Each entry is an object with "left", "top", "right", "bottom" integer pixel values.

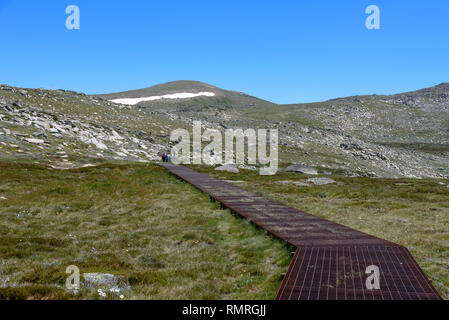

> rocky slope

[
  {"left": 0, "top": 85, "right": 170, "bottom": 169},
  {"left": 1, "top": 81, "right": 448, "bottom": 178}
]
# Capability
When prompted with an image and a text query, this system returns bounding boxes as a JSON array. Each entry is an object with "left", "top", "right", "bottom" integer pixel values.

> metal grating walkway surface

[{"left": 159, "top": 163, "right": 442, "bottom": 300}]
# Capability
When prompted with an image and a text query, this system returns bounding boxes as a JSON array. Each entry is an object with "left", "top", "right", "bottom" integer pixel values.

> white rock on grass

[
  {"left": 89, "top": 137, "right": 107, "bottom": 150},
  {"left": 83, "top": 273, "right": 119, "bottom": 288},
  {"left": 275, "top": 180, "right": 310, "bottom": 187},
  {"left": 25, "top": 138, "right": 44, "bottom": 144},
  {"left": 285, "top": 165, "right": 318, "bottom": 175},
  {"left": 111, "top": 130, "right": 123, "bottom": 140},
  {"left": 307, "top": 178, "right": 336, "bottom": 186},
  {"left": 215, "top": 164, "right": 239, "bottom": 173}
]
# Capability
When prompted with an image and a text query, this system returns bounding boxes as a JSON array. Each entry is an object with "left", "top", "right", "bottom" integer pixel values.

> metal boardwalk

[{"left": 160, "top": 163, "right": 442, "bottom": 300}]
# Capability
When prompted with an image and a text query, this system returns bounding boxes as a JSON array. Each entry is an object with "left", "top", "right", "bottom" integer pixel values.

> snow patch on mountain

[{"left": 110, "top": 92, "right": 216, "bottom": 105}]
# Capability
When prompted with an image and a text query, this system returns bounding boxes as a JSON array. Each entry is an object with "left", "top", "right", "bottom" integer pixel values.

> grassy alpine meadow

[
  {"left": 0, "top": 161, "right": 292, "bottom": 300},
  {"left": 190, "top": 165, "right": 449, "bottom": 300},
  {"left": 0, "top": 160, "right": 447, "bottom": 300}
]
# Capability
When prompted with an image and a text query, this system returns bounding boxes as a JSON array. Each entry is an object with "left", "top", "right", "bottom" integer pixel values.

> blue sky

[{"left": 1, "top": 0, "right": 448, "bottom": 103}]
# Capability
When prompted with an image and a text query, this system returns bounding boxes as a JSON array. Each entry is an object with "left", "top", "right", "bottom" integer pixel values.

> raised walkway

[{"left": 160, "top": 163, "right": 442, "bottom": 300}]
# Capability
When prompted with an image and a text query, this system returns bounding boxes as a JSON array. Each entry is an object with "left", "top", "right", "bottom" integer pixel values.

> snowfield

[{"left": 110, "top": 92, "right": 216, "bottom": 105}]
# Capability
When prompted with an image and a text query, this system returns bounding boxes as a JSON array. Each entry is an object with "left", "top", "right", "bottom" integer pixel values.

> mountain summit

[{"left": 99, "top": 80, "right": 275, "bottom": 108}]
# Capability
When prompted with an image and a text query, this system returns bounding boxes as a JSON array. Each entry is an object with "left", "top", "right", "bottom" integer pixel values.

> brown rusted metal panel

[
  {"left": 277, "top": 246, "right": 441, "bottom": 300},
  {"left": 160, "top": 163, "right": 442, "bottom": 300}
]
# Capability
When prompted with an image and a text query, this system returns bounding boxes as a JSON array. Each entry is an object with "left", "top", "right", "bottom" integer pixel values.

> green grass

[
  {"left": 0, "top": 159, "right": 447, "bottom": 300},
  {"left": 0, "top": 161, "right": 291, "bottom": 300},
  {"left": 190, "top": 165, "right": 449, "bottom": 299}
]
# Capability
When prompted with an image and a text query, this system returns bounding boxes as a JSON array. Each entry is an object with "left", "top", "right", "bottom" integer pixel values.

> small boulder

[
  {"left": 307, "top": 178, "right": 336, "bottom": 186},
  {"left": 275, "top": 180, "right": 311, "bottom": 187},
  {"left": 293, "top": 181, "right": 311, "bottom": 187},
  {"left": 90, "top": 137, "right": 108, "bottom": 150},
  {"left": 215, "top": 164, "right": 239, "bottom": 173},
  {"left": 33, "top": 131, "right": 48, "bottom": 139},
  {"left": 83, "top": 273, "right": 119, "bottom": 288},
  {"left": 25, "top": 138, "right": 44, "bottom": 144},
  {"left": 285, "top": 165, "right": 318, "bottom": 175},
  {"left": 2, "top": 105, "right": 12, "bottom": 112}
]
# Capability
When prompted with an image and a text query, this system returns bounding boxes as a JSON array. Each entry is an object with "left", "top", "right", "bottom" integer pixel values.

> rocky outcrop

[
  {"left": 285, "top": 165, "right": 318, "bottom": 175},
  {"left": 215, "top": 164, "right": 239, "bottom": 173},
  {"left": 0, "top": 87, "right": 167, "bottom": 168},
  {"left": 307, "top": 178, "right": 336, "bottom": 185}
]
